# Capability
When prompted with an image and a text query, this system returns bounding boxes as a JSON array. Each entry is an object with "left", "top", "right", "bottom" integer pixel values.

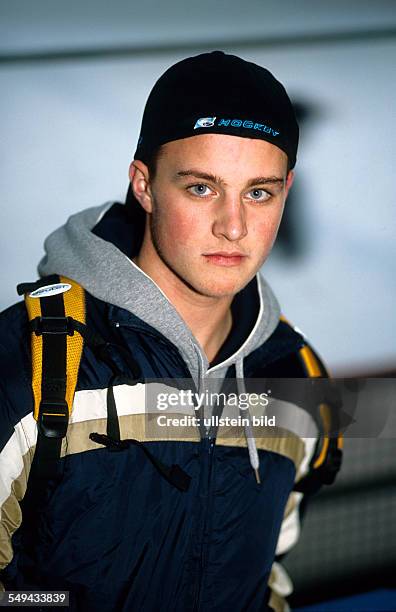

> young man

[{"left": 0, "top": 51, "right": 341, "bottom": 611}]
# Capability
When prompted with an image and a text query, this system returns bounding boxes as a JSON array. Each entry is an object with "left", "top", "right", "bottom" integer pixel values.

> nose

[{"left": 212, "top": 194, "right": 248, "bottom": 242}]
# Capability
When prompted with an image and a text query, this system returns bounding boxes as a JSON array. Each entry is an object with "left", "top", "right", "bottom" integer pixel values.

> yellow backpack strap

[
  {"left": 17, "top": 274, "right": 85, "bottom": 480},
  {"left": 279, "top": 316, "right": 343, "bottom": 494},
  {"left": 295, "top": 342, "right": 343, "bottom": 493}
]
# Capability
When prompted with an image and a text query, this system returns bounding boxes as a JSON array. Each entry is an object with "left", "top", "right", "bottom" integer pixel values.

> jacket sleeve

[
  {"left": 265, "top": 331, "right": 339, "bottom": 611},
  {"left": 0, "top": 365, "right": 35, "bottom": 588},
  {"left": 267, "top": 435, "right": 319, "bottom": 612}
]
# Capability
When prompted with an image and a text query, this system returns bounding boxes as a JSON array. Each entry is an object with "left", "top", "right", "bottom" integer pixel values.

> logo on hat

[{"left": 194, "top": 117, "right": 216, "bottom": 129}]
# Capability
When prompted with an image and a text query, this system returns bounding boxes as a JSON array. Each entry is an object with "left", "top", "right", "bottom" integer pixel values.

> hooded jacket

[{"left": 0, "top": 201, "right": 327, "bottom": 612}]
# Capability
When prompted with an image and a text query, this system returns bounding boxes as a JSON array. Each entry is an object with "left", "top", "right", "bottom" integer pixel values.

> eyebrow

[
  {"left": 175, "top": 169, "right": 285, "bottom": 187},
  {"left": 175, "top": 170, "right": 226, "bottom": 186},
  {"left": 246, "top": 176, "right": 285, "bottom": 187}
]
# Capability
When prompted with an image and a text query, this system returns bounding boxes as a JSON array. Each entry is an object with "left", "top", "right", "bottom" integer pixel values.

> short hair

[{"left": 145, "top": 146, "right": 164, "bottom": 181}]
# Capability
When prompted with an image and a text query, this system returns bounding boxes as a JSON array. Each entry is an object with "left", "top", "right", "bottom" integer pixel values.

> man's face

[{"left": 132, "top": 133, "right": 293, "bottom": 300}]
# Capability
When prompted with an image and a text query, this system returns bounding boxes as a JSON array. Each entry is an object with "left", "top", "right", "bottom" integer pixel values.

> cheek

[
  {"left": 161, "top": 204, "right": 206, "bottom": 249},
  {"left": 251, "top": 208, "right": 283, "bottom": 250}
]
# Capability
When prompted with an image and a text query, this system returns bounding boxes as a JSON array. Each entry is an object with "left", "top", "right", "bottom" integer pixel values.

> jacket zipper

[
  {"left": 112, "top": 318, "right": 217, "bottom": 610},
  {"left": 192, "top": 435, "right": 216, "bottom": 612}
]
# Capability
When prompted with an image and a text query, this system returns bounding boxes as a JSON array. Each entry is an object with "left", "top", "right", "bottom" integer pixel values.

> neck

[
  {"left": 134, "top": 251, "right": 233, "bottom": 364},
  {"left": 175, "top": 295, "right": 233, "bottom": 364}
]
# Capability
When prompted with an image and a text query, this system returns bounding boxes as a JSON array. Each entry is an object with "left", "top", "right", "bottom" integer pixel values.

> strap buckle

[
  {"left": 320, "top": 445, "right": 343, "bottom": 484},
  {"left": 38, "top": 399, "right": 69, "bottom": 438},
  {"left": 293, "top": 443, "right": 343, "bottom": 493},
  {"left": 31, "top": 316, "right": 75, "bottom": 336}
]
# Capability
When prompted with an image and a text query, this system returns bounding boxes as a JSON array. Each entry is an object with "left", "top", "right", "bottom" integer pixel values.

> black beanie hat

[
  {"left": 125, "top": 51, "right": 298, "bottom": 233},
  {"left": 134, "top": 50, "right": 299, "bottom": 168}
]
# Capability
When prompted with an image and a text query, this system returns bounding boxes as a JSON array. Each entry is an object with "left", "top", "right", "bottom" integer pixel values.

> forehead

[{"left": 157, "top": 134, "right": 288, "bottom": 177}]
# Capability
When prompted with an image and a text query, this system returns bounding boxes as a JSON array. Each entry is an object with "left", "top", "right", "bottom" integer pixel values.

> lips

[{"left": 203, "top": 251, "right": 247, "bottom": 267}]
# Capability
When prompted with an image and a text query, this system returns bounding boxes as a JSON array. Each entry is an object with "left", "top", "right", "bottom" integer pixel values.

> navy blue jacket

[{"left": 0, "top": 202, "right": 327, "bottom": 612}]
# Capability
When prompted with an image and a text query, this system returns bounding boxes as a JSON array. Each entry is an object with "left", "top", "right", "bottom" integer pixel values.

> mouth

[{"left": 202, "top": 251, "right": 247, "bottom": 267}]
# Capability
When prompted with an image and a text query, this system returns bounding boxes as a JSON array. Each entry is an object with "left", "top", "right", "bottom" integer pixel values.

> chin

[{"left": 192, "top": 278, "right": 246, "bottom": 299}]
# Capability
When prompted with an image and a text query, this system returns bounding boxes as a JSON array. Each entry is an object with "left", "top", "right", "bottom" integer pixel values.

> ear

[
  {"left": 129, "top": 160, "right": 153, "bottom": 213},
  {"left": 284, "top": 170, "right": 295, "bottom": 199}
]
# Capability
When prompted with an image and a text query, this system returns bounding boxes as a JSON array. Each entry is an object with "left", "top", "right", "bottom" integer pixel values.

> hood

[{"left": 38, "top": 202, "right": 281, "bottom": 388}]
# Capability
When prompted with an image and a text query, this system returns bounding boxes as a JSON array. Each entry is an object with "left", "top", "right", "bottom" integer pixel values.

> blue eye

[
  {"left": 188, "top": 184, "right": 211, "bottom": 197},
  {"left": 248, "top": 188, "right": 271, "bottom": 202}
]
